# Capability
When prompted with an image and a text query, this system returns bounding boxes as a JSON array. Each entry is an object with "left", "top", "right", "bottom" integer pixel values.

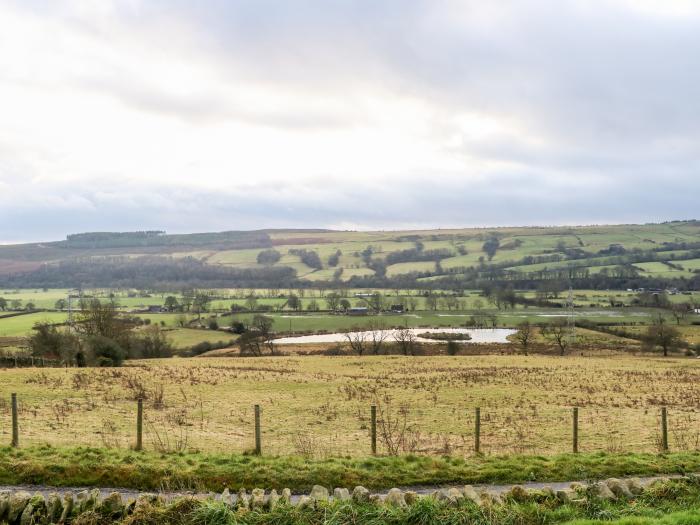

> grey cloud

[{"left": 2, "top": 0, "right": 700, "bottom": 242}]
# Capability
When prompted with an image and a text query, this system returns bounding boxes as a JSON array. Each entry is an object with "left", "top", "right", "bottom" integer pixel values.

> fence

[{"left": 4, "top": 393, "right": 684, "bottom": 457}]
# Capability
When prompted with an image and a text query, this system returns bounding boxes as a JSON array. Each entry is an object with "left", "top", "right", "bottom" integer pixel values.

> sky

[{"left": 1, "top": 0, "right": 699, "bottom": 243}]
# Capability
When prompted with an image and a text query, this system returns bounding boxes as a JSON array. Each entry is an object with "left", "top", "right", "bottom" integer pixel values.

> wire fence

[{"left": 2, "top": 392, "right": 696, "bottom": 458}]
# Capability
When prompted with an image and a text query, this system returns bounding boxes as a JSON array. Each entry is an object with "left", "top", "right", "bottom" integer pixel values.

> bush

[
  {"left": 446, "top": 340, "right": 460, "bottom": 356},
  {"left": 208, "top": 319, "right": 219, "bottom": 330},
  {"left": 185, "top": 339, "right": 236, "bottom": 357},
  {"left": 88, "top": 336, "right": 126, "bottom": 367},
  {"left": 230, "top": 321, "right": 246, "bottom": 334}
]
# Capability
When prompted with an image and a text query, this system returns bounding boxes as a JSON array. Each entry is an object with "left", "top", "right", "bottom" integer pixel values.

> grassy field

[
  {"left": 163, "top": 328, "right": 238, "bottom": 349},
  {"left": 2, "top": 354, "right": 700, "bottom": 458},
  {"left": 2, "top": 221, "right": 700, "bottom": 284},
  {"left": 0, "top": 312, "right": 68, "bottom": 337}
]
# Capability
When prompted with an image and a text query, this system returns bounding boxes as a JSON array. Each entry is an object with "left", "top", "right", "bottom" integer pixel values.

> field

[
  {"left": 2, "top": 285, "right": 699, "bottom": 355},
  {"left": 2, "top": 221, "right": 700, "bottom": 285},
  {"left": 3, "top": 354, "right": 700, "bottom": 459}
]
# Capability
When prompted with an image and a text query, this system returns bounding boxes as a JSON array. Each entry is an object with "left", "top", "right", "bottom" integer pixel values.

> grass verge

[
  {"left": 2, "top": 446, "right": 700, "bottom": 492},
  {"left": 72, "top": 477, "right": 700, "bottom": 525}
]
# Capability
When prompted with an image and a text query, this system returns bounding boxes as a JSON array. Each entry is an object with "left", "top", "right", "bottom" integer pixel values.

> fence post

[
  {"left": 11, "top": 393, "right": 18, "bottom": 448},
  {"left": 135, "top": 398, "right": 143, "bottom": 451},
  {"left": 474, "top": 407, "right": 481, "bottom": 454},
  {"left": 371, "top": 405, "right": 377, "bottom": 455},
  {"left": 573, "top": 407, "right": 579, "bottom": 453},
  {"left": 254, "top": 405, "right": 262, "bottom": 455},
  {"left": 661, "top": 407, "right": 669, "bottom": 452}
]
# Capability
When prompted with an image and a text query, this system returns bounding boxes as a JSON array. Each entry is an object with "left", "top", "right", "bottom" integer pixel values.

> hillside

[{"left": 1, "top": 221, "right": 700, "bottom": 289}]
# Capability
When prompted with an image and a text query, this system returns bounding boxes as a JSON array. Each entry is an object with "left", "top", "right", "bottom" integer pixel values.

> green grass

[
  {"left": 33, "top": 478, "right": 700, "bottom": 525},
  {"left": 164, "top": 328, "right": 237, "bottom": 349},
  {"left": 3, "top": 446, "right": 700, "bottom": 492},
  {"left": 0, "top": 312, "right": 67, "bottom": 337}
]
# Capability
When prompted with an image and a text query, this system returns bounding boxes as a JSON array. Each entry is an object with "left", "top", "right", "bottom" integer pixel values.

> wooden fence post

[
  {"left": 573, "top": 407, "right": 579, "bottom": 453},
  {"left": 135, "top": 398, "right": 143, "bottom": 451},
  {"left": 371, "top": 405, "right": 377, "bottom": 455},
  {"left": 474, "top": 407, "right": 481, "bottom": 454},
  {"left": 11, "top": 393, "right": 18, "bottom": 448},
  {"left": 254, "top": 405, "right": 262, "bottom": 455},
  {"left": 661, "top": 407, "right": 669, "bottom": 452}
]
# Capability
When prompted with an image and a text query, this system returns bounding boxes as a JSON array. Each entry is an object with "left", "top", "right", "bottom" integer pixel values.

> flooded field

[{"left": 273, "top": 328, "right": 516, "bottom": 344}]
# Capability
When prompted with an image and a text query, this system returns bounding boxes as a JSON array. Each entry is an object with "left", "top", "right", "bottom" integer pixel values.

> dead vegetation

[{"left": 2, "top": 354, "right": 700, "bottom": 456}]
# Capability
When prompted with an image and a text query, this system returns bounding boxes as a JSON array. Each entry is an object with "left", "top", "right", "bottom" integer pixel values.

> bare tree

[
  {"left": 364, "top": 292, "right": 384, "bottom": 314},
  {"left": 394, "top": 327, "right": 417, "bottom": 356},
  {"left": 345, "top": 329, "right": 368, "bottom": 355},
  {"left": 514, "top": 321, "right": 533, "bottom": 355},
  {"left": 541, "top": 319, "right": 569, "bottom": 356},
  {"left": 644, "top": 315, "right": 682, "bottom": 357},
  {"left": 669, "top": 303, "right": 691, "bottom": 325},
  {"left": 367, "top": 320, "right": 389, "bottom": 355},
  {"left": 238, "top": 314, "right": 276, "bottom": 356}
]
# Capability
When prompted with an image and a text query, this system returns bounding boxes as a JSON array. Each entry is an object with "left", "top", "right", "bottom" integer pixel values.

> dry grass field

[{"left": 2, "top": 353, "right": 700, "bottom": 459}]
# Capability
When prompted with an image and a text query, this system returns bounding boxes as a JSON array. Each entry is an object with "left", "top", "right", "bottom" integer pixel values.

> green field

[
  {"left": 0, "top": 312, "right": 68, "bottom": 337},
  {"left": 3, "top": 221, "right": 700, "bottom": 285}
]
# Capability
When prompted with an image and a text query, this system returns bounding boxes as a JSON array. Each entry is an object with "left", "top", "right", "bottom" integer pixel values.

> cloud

[{"left": 0, "top": 0, "right": 699, "bottom": 243}]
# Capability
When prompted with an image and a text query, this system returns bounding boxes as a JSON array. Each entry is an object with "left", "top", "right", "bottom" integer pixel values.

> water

[{"left": 273, "top": 328, "right": 516, "bottom": 345}]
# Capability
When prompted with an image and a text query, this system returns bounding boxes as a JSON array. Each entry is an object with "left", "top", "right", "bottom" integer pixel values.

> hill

[{"left": 1, "top": 221, "right": 700, "bottom": 290}]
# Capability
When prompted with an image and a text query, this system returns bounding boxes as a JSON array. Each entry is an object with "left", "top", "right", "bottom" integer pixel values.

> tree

[
  {"left": 325, "top": 292, "right": 341, "bottom": 312},
  {"left": 367, "top": 320, "right": 389, "bottom": 355},
  {"left": 541, "top": 319, "right": 569, "bottom": 355},
  {"left": 164, "top": 296, "right": 179, "bottom": 312},
  {"left": 339, "top": 298, "right": 351, "bottom": 312},
  {"left": 364, "top": 292, "right": 384, "bottom": 314},
  {"left": 425, "top": 292, "right": 439, "bottom": 311},
  {"left": 25, "top": 302, "right": 36, "bottom": 311},
  {"left": 345, "top": 329, "right": 368, "bottom": 355},
  {"left": 644, "top": 316, "right": 682, "bottom": 357},
  {"left": 327, "top": 250, "right": 342, "bottom": 267},
  {"left": 514, "top": 321, "right": 533, "bottom": 355},
  {"left": 307, "top": 299, "right": 320, "bottom": 312},
  {"left": 669, "top": 303, "right": 691, "bottom": 325},
  {"left": 75, "top": 299, "right": 132, "bottom": 342},
  {"left": 245, "top": 293, "right": 258, "bottom": 311},
  {"left": 10, "top": 299, "right": 22, "bottom": 310},
  {"left": 54, "top": 299, "right": 67, "bottom": 310},
  {"left": 28, "top": 323, "right": 79, "bottom": 364},
  {"left": 88, "top": 335, "right": 126, "bottom": 367},
  {"left": 238, "top": 314, "right": 276, "bottom": 356},
  {"left": 256, "top": 249, "right": 281, "bottom": 265},
  {"left": 192, "top": 292, "right": 211, "bottom": 322},
  {"left": 394, "top": 327, "right": 417, "bottom": 356},
  {"left": 287, "top": 294, "right": 301, "bottom": 311},
  {"left": 131, "top": 326, "right": 174, "bottom": 359},
  {"left": 0, "top": 297, "right": 6, "bottom": 311},
  {"left": 446, "top": 340, "right": 460, "bottom": 356},
  {"left": 482, "top": 236, "right": 500, "bottom": 261}
]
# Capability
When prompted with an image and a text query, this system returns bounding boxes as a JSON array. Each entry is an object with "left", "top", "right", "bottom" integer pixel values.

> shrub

[
  {"left": 446, "top": 340, "right": 460, "bottom": 356},
  {"left": 88, "top": 336, "right": 126, "bottom": 367}
]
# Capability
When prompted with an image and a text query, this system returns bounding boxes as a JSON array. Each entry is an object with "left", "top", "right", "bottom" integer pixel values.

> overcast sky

[{"left": 1, "top": 0, "right": 699, "bottom": 243}]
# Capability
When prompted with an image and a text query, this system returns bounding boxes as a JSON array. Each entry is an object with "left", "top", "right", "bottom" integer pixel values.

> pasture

[
  {"left": 3, "top": 222, "right": 700, "bottom": 285},
  {"left": 3, "top": 354, "right": 700, "bottom": 459}
]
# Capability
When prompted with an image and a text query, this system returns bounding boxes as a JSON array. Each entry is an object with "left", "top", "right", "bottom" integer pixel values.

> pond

[{"left": 273, "top": 328, "right": 516, "bottom": 345}]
